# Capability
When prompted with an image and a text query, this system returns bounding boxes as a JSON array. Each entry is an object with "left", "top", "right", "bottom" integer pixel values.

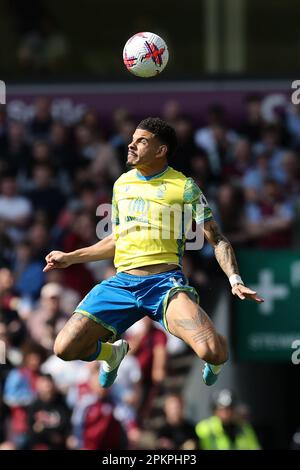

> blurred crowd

[{"left": 1, "top": 94, "right": 300, "bottom": 449}]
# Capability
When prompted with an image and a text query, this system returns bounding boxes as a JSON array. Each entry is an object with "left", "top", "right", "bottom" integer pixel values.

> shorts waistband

[{"left": 116, "top": 268, "right": 182, "bottom": 280}]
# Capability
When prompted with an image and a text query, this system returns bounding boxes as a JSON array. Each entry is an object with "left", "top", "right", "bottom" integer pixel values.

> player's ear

[{"left": 157, "top": 144, "right": 168, "bottom": 159}]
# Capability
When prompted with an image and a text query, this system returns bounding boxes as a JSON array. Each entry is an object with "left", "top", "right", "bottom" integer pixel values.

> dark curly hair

[{"left": 137, "top": 117, "right": 177, "bottom": 158}]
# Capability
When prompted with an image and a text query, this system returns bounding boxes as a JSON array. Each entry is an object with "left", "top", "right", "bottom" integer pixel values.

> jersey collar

[{"left": 136, "top": 165, "right": 169, "bottom": 181}]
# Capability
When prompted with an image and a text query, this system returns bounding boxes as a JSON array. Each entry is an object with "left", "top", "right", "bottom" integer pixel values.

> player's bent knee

[
  {"left": 211, "top": 347, "right": 228, "bottom": 365},
  {"left": 194, "top": 339, "right": 228, "bottom": 365},
  {"left": 53, "top": 336, "right": 77, "bottom": 361}
]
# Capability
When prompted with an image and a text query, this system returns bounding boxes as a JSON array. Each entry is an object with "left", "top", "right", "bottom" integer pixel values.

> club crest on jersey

[
  {"left": 156, "top": 183, "right": 167, "bottom": 199},
  {"left": 128, "top": 197, "right": 150, "bottom": 215}
]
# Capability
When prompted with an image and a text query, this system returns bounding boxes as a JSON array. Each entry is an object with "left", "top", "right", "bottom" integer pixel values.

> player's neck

[{"left": 136, "top": 162, "right": 168, "bottom": 177}]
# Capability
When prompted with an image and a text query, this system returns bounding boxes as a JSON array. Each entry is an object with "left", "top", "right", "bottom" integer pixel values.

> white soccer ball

[{"left": 123, "top": 32, "right": 169, "bottom": 78}]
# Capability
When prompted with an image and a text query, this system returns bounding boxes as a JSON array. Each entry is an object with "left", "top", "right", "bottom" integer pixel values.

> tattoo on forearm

[
  {"left": 215, "top": 240, "right": 239, "bottom": 277},
  {"left": 210, "top": 224, "right": 239, "bottom": 277}
]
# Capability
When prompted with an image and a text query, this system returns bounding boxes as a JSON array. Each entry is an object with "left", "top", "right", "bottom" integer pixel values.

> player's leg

[
  {"left": 54, "top": 276, "right": 143, "bottom": 388},
  {"left": 54, "top": 312, "right": 113, "bottom": 360},
  {"left": 165, "top": 291, "right": 228, "bottom": 384},
  {"left": 54, "top": 312, "right": 129, "bottom": 388}
]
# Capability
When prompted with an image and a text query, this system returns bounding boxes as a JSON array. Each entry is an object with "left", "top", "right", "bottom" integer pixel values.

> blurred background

[{"left": 1, "top": 0, "right": 300, "bottom": 451}]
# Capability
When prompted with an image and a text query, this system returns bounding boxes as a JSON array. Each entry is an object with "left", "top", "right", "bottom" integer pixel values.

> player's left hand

[{"left": 232, "top": 283, "right": 264, "bottom": 303}]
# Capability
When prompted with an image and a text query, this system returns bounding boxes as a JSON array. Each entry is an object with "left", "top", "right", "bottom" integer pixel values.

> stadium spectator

[
  {"left": 26, "top": 163, "right": 66, "bottom": 224},
  {"left": 110, "top": 353, "right": 142, "bottom": 448},
  {"left": 74, "top": 182, "right": 101, "bottom": 215},
  {"left": 111, "top": 108, "right": 133, "bottom": 140},
  {"left": 110, "top": 118, "right": 136, "bottom": 172},
  {"left": 0, "top": 106, "right": 6, "bottom": 150},
  {"left": 81, "top": 109, "right": 102, "bottom": 136},
  {"left": 0, "top": 393, "right": 10, "bottom": 445},
  {"left": 27, "top": 282, "right": 69, "bottom": 352},
  {"left": 27, "top": 97, "right": 53, "bottom": 141},
  {"left": 1, "top": 121, "right": 31, "bottom": 177},
  {"left": 162, "top": 100, "right": 182, "bottom": 125},
  {"left": 127, "top": 317, "right": 168, "bottom": 421},
  {"left": 68, "top": 364, "right": 127, "bottom": 450},
  {"left": 91, "top": 143, "right": 122, "bottom": 184},
  {"left": 239, "top": 94, "right": 265, "bottom": 143},
  {"left": 27, "top": 373, "right": 71, "bottom": 449},
  {"left": 13, "top": 240, "right": 45, "bottom": 301},
  {"left": 195, "top": 389, "right": 261, "bottom": 450},
  {"left": 182, "top": 253, "right": 210, "bottom": 298},
  {"left": 157, "top": 394, "right": 198, "bottom": 450},
  {"left": 3, "top": 343, "right": 45, "bottom": 449},
  {"left": 280, "top": 151, "right": 300, "bottom": 197},
  {"left": 65, "top": 209, "right": 95, "bottom": 248},
  {"left": 28, "top": 222, "right": 51, "bottom": 262},
  {"left": 74, "top": 124, "right": 99, "bottom": 162},
  {"left": 49, "top": 122, "right": 74, "bottom": 177},
  {"left": 189, "top": 151, "right": 214, "bottom": 194},
  {"left": 215, "top": 184, "right": 249, "bottom": 246},
  {"left": 0, "top": 267, "right": 26, "bottom": 348},
  {"left": 243, "top": 150, "right": 272, "bottom": 198},
  {"left": 0, "top": 174, "right": 32, "bottom": 242},
  {"left": 173, "top": 116, "right": 199, "bottom": 174},
  {"left": 0, "top": 267, "right": 19, "bottom": 313},
  {"left": 223, "top": 137, "right": 252, "bottom": 182},
  {"left": 41, "top": 355, "right": 89, "bottom": 395},
  {"left": 61, "top": 212, "right": 97, "bottom": 295},
  {"left": 254, "top": 124, "right": 286, "bottom": 184},
  {"left": 285, "top": 103, "right": 300, "bottom": 150},
  {"left": 0, "top": 220, "right": 14, "bottom": 266},
  {"left": 30, "top": 140, "right": 51, "bottom": 167},
  {"left": 195, "top": 105, "right": 238, "bottom": 177},
  {"left": 71, "top": 159, "right": 94, "bottom": 193},
  {"left": 245, "top": 179, "right": 294, "bottom": 248},
  {"left": 0, "top": 321, "right": 13, "bottom": 387}
]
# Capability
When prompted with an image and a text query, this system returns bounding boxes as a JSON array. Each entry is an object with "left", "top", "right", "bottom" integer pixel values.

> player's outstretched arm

[
  {"left": 203, "top": 219, "right": 264, "bottom": 303},
  {"left": 43, "top": 234, "right": 115, "bottom": 272}
]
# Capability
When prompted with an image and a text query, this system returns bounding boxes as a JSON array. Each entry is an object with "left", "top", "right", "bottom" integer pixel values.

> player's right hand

[{"left": 43, "top": 251, "right": 71, "bottom": 272}]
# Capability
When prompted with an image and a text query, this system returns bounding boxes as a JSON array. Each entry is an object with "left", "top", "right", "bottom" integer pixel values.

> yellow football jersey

[{"left": 112, "top": 166, "right": 213, "bottom": 272}]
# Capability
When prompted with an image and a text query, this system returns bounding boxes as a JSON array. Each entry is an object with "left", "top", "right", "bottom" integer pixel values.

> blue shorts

[{"left": 74, "top": 269, "right": 199, "bottom": 341}]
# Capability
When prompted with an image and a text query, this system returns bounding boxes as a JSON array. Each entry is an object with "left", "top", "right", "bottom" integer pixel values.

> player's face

[{"left": 127, "top": 129, "right": 165, "bottom": 167}]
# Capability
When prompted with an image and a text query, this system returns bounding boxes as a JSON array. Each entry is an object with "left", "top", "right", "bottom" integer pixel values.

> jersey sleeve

[{"left": 183, "top": 178, "right": 213, "bottom": 225}]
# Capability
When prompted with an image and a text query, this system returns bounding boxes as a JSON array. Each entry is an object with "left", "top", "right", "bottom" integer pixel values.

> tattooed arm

[
  {"left": 203, "top": 219, "right": 264, "bottom": 303},
  {"left": 203, "top": 219, "right": 239, "bottom": 278}
]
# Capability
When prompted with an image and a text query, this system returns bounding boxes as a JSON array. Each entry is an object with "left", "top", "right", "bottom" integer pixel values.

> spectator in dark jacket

[
  {"left": 3, "top": 343, "right": 45, "bottom": 448},
  {"left": 158, "top": 394, "right": 198, "bottom": 450},
  {"left": 27, "top": 373, "right": 71, "bottom": 449},
  {"left": 68, "top": 364, "right": 127, "bottom": 450}
]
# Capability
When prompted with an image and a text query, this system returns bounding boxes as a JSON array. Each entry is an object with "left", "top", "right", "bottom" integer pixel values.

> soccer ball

[{"left": 123, "top": 32, "right": 169, "bottom": 78}]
